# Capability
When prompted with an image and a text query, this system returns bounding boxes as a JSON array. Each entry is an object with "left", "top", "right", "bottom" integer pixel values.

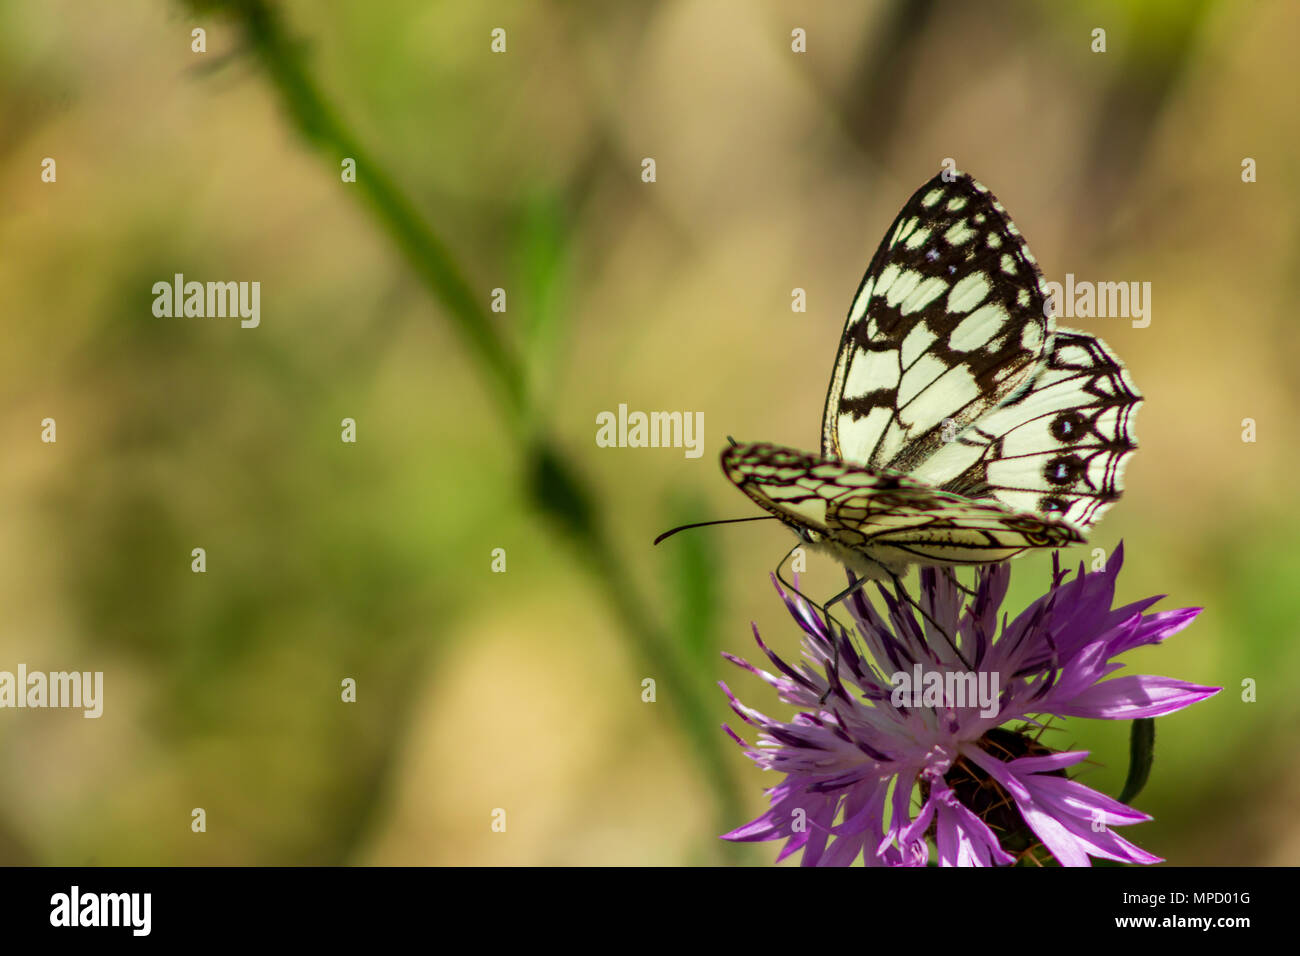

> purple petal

[
  {"left": 1052, "top": 675, "right": 1221, "bottom": 719},
  {"left": 1012, "top": 775, "right": 1163, "bottom": 865},
  {"left": 931, "top": 780, "right": 1017, "bottom": 867},
  {"left": 1107, "top": 607, "right": 1202, "bottom": 655},
  {"left": 970, "top": 750, "right": 1162, "bottom": 866}
]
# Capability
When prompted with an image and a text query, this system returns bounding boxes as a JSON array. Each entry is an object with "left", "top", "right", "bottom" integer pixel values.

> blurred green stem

[
  {"left": 215, "top": 0, "right": 526, "bottom": 430},
  {"left": 203, "top": 0, "right": 743, "bottom": 852}
]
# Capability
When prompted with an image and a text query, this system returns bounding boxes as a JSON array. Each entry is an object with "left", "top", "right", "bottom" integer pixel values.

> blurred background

[{"left": 1, "top": 0, "right": 1297, "bottom": 865}]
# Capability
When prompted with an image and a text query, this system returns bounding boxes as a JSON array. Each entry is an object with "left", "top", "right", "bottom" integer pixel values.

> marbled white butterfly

[{"left": 722, "top": 171, "right": 1141, "bottom": 586}]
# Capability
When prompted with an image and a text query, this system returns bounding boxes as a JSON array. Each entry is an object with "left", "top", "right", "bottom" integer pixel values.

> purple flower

[{"left": 720, "top": 545, "right": 1218, "bottom": 866}]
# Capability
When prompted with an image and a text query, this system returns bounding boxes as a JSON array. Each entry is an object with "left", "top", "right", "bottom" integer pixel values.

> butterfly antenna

[{"left": 653, "top": 515, "right": 777, "bottom": 545}]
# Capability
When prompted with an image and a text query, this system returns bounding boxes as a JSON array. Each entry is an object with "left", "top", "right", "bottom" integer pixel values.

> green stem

[
  {"left": 203, "top": 0, "right": 744, "bottom": 853},
  {"left": 227, "top": 0, "right": 526, "bottom": 430},
  {"left": 1118, "top": 718, "right": 1156, "bottom": 805}
]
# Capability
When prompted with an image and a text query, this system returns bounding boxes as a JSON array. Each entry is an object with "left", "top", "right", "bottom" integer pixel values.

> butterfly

[{"left": 722, "top": 171, "right": 1141, "bottom": 590}]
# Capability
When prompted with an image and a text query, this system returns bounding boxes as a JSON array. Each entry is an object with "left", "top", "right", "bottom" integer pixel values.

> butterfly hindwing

[
  {"left": 822, "top": 173, "right": 1055, "bottom": 474},
  {"left": 910, "top": 330, "right": 1141, "bottom": 530}
]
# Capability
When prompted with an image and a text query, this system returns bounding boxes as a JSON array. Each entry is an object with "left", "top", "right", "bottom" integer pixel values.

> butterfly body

[{"left": 724, "top": 172, "right": 1140, "bottom": 578}]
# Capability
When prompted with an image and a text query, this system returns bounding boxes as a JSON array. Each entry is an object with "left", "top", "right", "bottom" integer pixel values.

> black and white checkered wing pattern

[
  {"left": 720, "top": 171, "right": 1141, "bottom": 577},
  {"left": 722, "top": 443, "right": 1083, "bottom": 573},
  {"left": 910, "top": 329, "right": 1141, "bottom": 530},
  {"left": 822, "top": 173, "right": 1055, "bottom": 475}
]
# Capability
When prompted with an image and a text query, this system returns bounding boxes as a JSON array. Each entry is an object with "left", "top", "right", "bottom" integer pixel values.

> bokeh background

[{"left": 1, "top": 0, "right": 1297, "bottom": 865}]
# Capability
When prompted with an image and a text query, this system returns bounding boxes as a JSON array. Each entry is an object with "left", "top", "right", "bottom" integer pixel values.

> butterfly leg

[
  {"left": 822, "top": 563, "right": 972, "bottom": 671},
  {"left": 820, "top": 573, "right": 873, "bottom": 633},
  {"left": 813, "top": 570, "right": 936, "bottom": 704},
  {"left": 886, "top": 569, "right": 973, "bottom": 669},
  {"left": 947, "top": 567, "right": 979, "bottom": 600},
  {"left": 768, "top": 548, "right": 848, "bottom": 704},
  {"left": 772, "top": 543, "right": 815, "bottom": 608},
  {"left": 813, "top": 575, "right": 876, "bottom": 704}
]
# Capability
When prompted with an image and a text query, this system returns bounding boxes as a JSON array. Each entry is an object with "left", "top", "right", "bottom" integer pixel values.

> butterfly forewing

[{"left": 822, "top": 173, "right": 1055, "bottom": 475}]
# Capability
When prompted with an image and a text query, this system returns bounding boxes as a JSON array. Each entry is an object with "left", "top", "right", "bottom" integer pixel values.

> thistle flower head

[{"left": 721, "top": 545, "right": 1218, "bottom": 866}]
